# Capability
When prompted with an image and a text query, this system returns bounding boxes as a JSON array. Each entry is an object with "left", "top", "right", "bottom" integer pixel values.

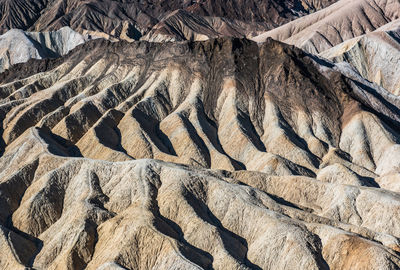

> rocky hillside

[
  {"left": 253, "top": 0, "right": 400, "bottom": 53},
  {"left": 320, "top": 18, "right": 400, "bottom": 95},
  {"left": 2, "top": 0, "right": 400, "bottom": 269},
  {"left": 140, "top": 10, "right": 269, "bottom": 42},
  {"left": 0, "top": 26, "right": 96, "bottom": 72},
  {"left": 0, "top": 0, "right": 338, "bottom": 40},
  {"left": 1, "top": 37, "right": 400, "bottom": 269}
]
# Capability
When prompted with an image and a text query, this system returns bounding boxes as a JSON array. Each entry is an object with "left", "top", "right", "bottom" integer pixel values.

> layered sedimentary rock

[
  {"left": 0, "top": 26, "right": 95, "bottom": 72},
  {"left": 1, "top": 37, "right": 400, "bottom": 269},
  {"left": 320, "top": 19, "right": 400, "bottom": 95},
  {"left": 253, "top": 0, "right": 400, "bottom": 54},
  {"left": 141, "top": 10, "right": 268, "bottom": 42},
  {"left": 0, "top": 0, "right": 338, "bottom": 40}
]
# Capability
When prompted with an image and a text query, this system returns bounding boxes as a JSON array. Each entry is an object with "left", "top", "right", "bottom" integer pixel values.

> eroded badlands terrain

[
  {"left": 1, "top": 0, "right": 400, "bottom": 269},
  {"left": 1, "top": 37, "right": 400, "bottom": 269}
]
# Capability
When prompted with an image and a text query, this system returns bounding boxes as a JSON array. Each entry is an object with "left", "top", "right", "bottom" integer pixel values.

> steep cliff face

[{"left": 1, "top": 37, "right": 400, "bottom": 269}]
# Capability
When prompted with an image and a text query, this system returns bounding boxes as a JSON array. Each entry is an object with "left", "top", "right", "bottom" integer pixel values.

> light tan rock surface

[
  {"left": 0, "top": 27, "right": 97, "bottom": 73},
  {"left": 2, "top": 126, "right": 400, "bottom": 270},
  {"left": 252, "top": 0, "right": 400, "bottom": 54},
  {"left": 320, "top": 18, "right": 400, "bottom": 95},
  {"left": 1, "top": 37, "right": 400, "bottom": 269}
]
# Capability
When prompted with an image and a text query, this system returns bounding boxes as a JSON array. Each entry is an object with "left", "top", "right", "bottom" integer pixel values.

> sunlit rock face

[
  {"left": 1, "top": 36, "right": 400, "bottom": 269},
  {"left": 0, "top": 27, "right": 96, "bottom": 73},
  {"left": 253, "top": 0, "right": 400, "bottom": 54},
  {"left": 320, "top": 19, "right": 400, "bottom": 95}
]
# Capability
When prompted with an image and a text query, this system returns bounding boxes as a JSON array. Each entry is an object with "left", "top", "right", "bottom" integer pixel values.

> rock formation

[
  {"left": 1, "top": 37, "right": 400, "bottom": 269},
  {"left": 141, "top": 10, "right": 268, "bottom": 42},
  {"left": 253, "top": 0, "right": 400, "bottom": 54},
  {"left": 0, "top": 26, "right": 96, "bottom": 72},
  {"left": 320, "top": 18, "right": 400, "bottom": 95},
  {"left": 1, "top": 0, "right": 400, "bottom": 269},
  {"left": 0, "top": 0, "right": 338, "bottom": 40}
]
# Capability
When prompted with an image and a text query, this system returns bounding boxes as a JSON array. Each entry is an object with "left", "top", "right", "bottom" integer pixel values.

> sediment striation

[
  {"left": 1, "top": 37, "right": 400, "bottom": 269},
  {"left": 0, "top": 0, "right": 338, "bottom": 40},
  {"left": 0, "top": 26, "right": 95, "bottom": 73},
  {"left": 320, "top": 18, "right": 400, "bottom": 95},
  {"left": 253, "top": 0, "right": 400, "bottom": 54}
]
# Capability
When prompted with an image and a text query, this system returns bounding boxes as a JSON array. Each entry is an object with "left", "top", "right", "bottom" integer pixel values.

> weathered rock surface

[
  {"left": 1, "top": 37, "right": 400, "bottom": 269},
  {"left": 141, "top": 10, "right": 268, "bottom": 42},
  {"left": 0, "top": 26, "right": 95, "bottom": 72},
  {"left": 320, "top": 18, "right": 400, "bottom": 95},
  {"left": 0, "top": 0, "right": 338, "bottom": 40},
  {"left": 253, "top": 0, "right": 400, "bottom": 54}
]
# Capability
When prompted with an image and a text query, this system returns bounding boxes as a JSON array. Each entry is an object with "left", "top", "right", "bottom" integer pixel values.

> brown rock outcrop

[{"left": 0, "top": 0, "right": 339, "bottom": 40}]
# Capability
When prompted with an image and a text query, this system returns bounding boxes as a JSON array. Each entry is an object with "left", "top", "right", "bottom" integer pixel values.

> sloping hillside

[{"left": 1, "top": 38, "right": 400, "bottom": 269}]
